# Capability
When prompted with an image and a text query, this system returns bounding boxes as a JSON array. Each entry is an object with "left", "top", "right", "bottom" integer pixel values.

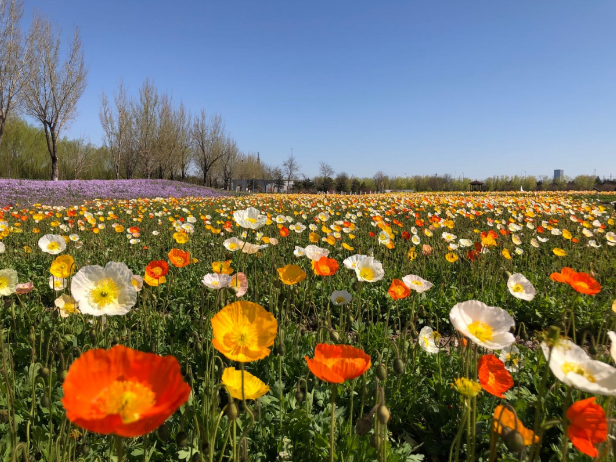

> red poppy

[
  {"left": 537, "top": 226, "right": 544, "bottom": 233},
  {"left": 279, "top": 226, "right": 290, "bottom": 237},
  {"left": 388, "top": 279, "right": 411, "bottom": 300},
  {"left": 305, "top": 344, "right": 371, "bottom": 383},
  {"left": 550, "top": 267, "right": 601, "bottom": 295},
  {"left": 566, "top": 398, "right": 607, "bottom": 457},
  {"left": 62, "top": 345, "right": 191, "bottom": 437},
  {"left": 313, "top": 256, "right": 340, "bottom": 276},
  {"left": 146, "top": 260, "right": 169, "bottom": 280},
  {"left": 401, "top": 231, "right": 410, "bottom": 240},
  {"left": 369, "top": 232, "right": 375, "bottom": 238},
  {"left": 478, "top": 355, "right": 513, "bottom": 398},
  {"left": 415, "top": 219, "right": 424, "bottom": 227}
]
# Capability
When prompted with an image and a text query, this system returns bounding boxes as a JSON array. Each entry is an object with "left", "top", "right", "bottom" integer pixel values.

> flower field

[{"left": 1, "top": 191, "right": 616, "bottom": 462}]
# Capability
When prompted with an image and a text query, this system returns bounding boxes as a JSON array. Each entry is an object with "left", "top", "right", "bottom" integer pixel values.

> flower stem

[
  {"left": 114, "top": 435, "right": 125, "bottom": 462},
  {"left": 330, "top": 383, "right": 337, "bottom": 462}
]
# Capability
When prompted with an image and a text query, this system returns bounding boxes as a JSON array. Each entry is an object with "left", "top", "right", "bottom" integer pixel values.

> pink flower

[{"left": 15, "top": 282, "right": 34, "bottom": 295}]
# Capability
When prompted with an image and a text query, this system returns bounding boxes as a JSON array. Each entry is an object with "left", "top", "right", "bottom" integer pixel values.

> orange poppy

[
  {"left": 388, "top": 279, "right": 410, "bottom": 300},
  {"left": 313, "top": 256, "right": 339, "bottom": 277},
  {"left": 478, "top": 355, "right": 513, "bottom": 398},
  {"left": 168, "top": 249, "right": 191, "bottom": 268},
  {"left": 550, "top": 267, "right": 601, "bottom": 295},
  {"left": 279, "top": 226, "right": 290, "bottom": 237},
  {"left": 305, "top": 344, "right": 371, "bottom": 383},
  {"left": 62, "top": 345, "right": 190, "bottom": 437},
  {"left": 566, "top": 398, "right": 607, "bottom": 457},
  {"left": 145, "top": 260, "right": 169, "bottom": 280},
  {"left": 277, "top": 264, "right": 307, "bottom": 285},
  {"left": 492, "top": 405, "right": 538, "bottom": 445}
]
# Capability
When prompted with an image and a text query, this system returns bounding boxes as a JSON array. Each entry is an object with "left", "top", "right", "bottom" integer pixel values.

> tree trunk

[{"left": 0, "top": 118, "right": 6, "bottom": 153}]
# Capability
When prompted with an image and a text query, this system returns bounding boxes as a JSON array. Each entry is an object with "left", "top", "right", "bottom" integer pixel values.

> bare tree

[
  {"left": 175, "top": 102, "right": 192, "bottom": 181},
  {"left": 133, "top": 79, "right": 158, "bottom": 179},
  {"left": 373, "top": 171, "right": 388, "bottom": 192},
  {"left": 68, "top": 137, "right": 94, "bottom": 179},
  {"left": 282, "top": 153, "right": 300, "bottom": 192},
  {"left": 22, "top": 15, "right": 87, "bottom": 180},
  {"left": 192, "top": 110, "right": 224, "bottom": 186},
  {"left": 319, "top": 161, "right": 334, "bottom": 178},
  {"left": 220, "top": 135, "right": 237, "bottom": 190},
  {"left": 0, "top": 0, "right": 29, "bottom": 151},
  {"left": 99, "top": 80, "right": 130, "bottom": 179}
]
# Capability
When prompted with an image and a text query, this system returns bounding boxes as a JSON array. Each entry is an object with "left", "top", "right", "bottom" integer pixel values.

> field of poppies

[{"left": 1, "top": 191, "right": 616, "bottom": 462}]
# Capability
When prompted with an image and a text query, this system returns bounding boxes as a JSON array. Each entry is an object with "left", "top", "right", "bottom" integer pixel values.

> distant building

[{"left": 554, "top": 169, "right": 564, "bottom": 181}]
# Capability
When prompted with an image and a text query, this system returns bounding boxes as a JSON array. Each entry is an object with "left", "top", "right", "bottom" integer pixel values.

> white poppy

[
  {"left": 542, "top": 340, "right": 616, "bottom": 396},
  {"left": 411, "top": 235, "right": 421, "bottom": 245},
  {"left": 355, "top": 257, "right": 385, "bottom": 282},
  {"left": 49, "top": 276, "right": 68, "bottom": 291},
  {"left": 499, "top": 345, "right": 521, "bottom": 372},
  {"left": 38, "top": 234, "right": 66, "bottom": 255},
  {"left": 608, "top": 332, "right": 616, "bottom": 364},
  {"left": 343, "top": 254, "right": 366, "bottom": 270},
  {"left": 304, "top": 245, "right": 330, "bottom": 261},
  {"left": 71, "top": 262, "right": 137, "bottom": 316},
  {"left": 459, "top": 239, "right": 472, "bottom": 248},
  {"left": 131, "top": 275, "right": 144, "bottom": 292},
  {"left": 402, "top": 274, "right": 433, "bottom": 293},
  {"left": 0, "top": 242, "right": 5, "bottom": 253},
  {"left": 442, "top": 232, "right": 457, "bottom": 242},
  {"left": 512, "top": 234, "right": 522, "bottom": 245},
  {"left": 202, "top": 273, "right": 232, "bottom": 290},
  {"left": 330, "top": 290, "right": 352, "bottom": 306},
  {"left": 291, "top": 223, "right": 306, "bottom": 233},
  {"left": 293, "top": 246, "right": 305, "bottom": 257},
  {"left": 241, "top": 242, "right": 267, "bottom": 254},
  {"left": 55, "top": 294, "right": 79, "bottom": 318},
  {"left": 233, "top": 207, "right": 266, "bottom": 230},
  {"left": 449, "top": 300, "right": 515, "bottom": 350},
  {"left": 0, "top": 269, "right": 18, "bottom": 296},
  {"left": 223, "top": 237, "right": 244, "bottom": 252},
  {"left": 418, "top": 326, "right": 439, "bottom": 354}
]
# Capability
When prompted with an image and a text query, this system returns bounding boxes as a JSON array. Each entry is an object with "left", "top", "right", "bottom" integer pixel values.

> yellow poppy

[
  {"left": 50, "top": 255, "right": 76, "bottom": 278},
  {"left": 553, "top": 248, "right": 566, "bottom": 257},
  {"left": 221, "top": 367, "right": 269, "bottom": 400},
  {"left": 445, "top": 252, "right": 458, "bottom": 263},
  {"left": 502, "top": 249, "right": 512, "bottom": 260},
  {"left": 309, "top": 232, "right": 320, "bottom": 243},
  {"left": 277, "top": 265, "right": 307, "bottom": 285},
  {"left": 212, "top": 260, "right": 233, "bottom": 275},
  {"left": 144, "top": 273, "right": 166, "bottom": 286},
  {"left": 210, "top": 301, "right": 277, "bottom": 362},
  {"left": 562, "top": 229, "right": 572, "bottom": 240},
  {"left": 342, "top": 243, "right": 354, "bottom": 251},
  {"left": 173, "top": 232, "right": 189, "bottom": 244}
]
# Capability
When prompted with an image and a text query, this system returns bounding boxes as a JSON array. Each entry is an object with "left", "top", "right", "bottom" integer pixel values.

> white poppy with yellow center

[
  {"left": 498, "top": 344, "right": 521, "bottom": 372},
  {"left": 402, "top": 274, "right": 433, "bottom": 293},
  {"left": 304, "top": 245, "right": 330, "bottom": 261},
  {"left": 0, "top": 268, "right": 18, "bottom": 296},
  {"left": 38, "top": 234, "right": 66, "bottom": 255},
  {"left": 223, "top": 237, "right": 244, "bottom": 252},
  {"left": 202, "top": 273, "right": 232, "bottom": 290},
  {"left": 507, "top": 273, "right": 535, "bottom": 301},
  {"left": 233, "top": 207, "right": 266, "bottom": 230},
  {"left": 355, "top": 257, "right": 384, "bottom": 282},
  {"left": 418, "top": 326, "right": 439, "bottom": 354},
  {"left": 49, "top": 276, "right": 68, "bottom": 291},
  {"left": 71, "top": 262, "right": 137, "bottom": 316},
  {"left": 542, "top": 340, "right": 616, "bottom": 396},
  {"left": 54, "top": 294, "right": 79, "bottom": 318},
  {"left": 343, "top": 254, "right": 366, "bottom": 270},
  {"left": 330, "top": 290, "right": 352, "bottom": 306},
  {"left": 449, "top": 300, "right": 515, "bottom": 350}
]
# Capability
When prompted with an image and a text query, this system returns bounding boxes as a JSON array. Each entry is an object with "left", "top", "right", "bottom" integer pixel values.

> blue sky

[{"left": 22, "top": 1, "right": 616, "bottom": 180}]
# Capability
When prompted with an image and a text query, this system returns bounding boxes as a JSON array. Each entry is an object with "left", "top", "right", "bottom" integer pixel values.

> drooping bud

[
  {"left": 369, "top": 434, "right": 380, "bottom": 449},
  {"left": 226, "top": 402, "right": 239, "bottom": 421},
  {"left": 377, "top": 405, "right": 390, "bottom": 424},
  {"left": 375, "top": 364, "right": 387, "bottom": 381},
  {"left": 393, "top": 358, "right": 405, "bottom": 375},
  {"left": 356, "top": 414, "right": 373, "bottom": 436},
  {"left": 295, "top": 390, "right": 305, "bottom": 403},
  {"left": 501, "top": 427, "right": 525, "bottom": 453},
  {"left": 176, "top": 431, "right": 189, "bottom": 448}
]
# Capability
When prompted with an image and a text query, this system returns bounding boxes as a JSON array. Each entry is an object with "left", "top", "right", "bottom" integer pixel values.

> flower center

[
  {"left": 359, "top": 267, "right": 374, "bottom": 280},
  {"left": 335, "top": 296, "right": 346, "bottom": 304},
  {"left": 561, "top": 362, "right": 596, "bottom": 382},
  {"left": 90, "top": 278, "right": 119, "bottom": 309},
  {"left": 467, "top": 321, "right": 493, "bottom": 342},
  {"left": 94, "top": 380, "right": 155, "bottom": 424},
  {"left": 0, "top": 276, "right": 7, "bottom": 289},
  {"left": 47, "top": 242, "right": 60, "bottom": 251},
  {"left": 512, "top": 284, "right": 524, "bottom": 293},
  {"left": 229, "top": 243, "right": 237, "bottom": 250},
  {"left": 246, "top": 217, "right": 257, "bottom": 223},
  {"left": 411, "top": 280, "right": 423, "bottom": 286}
]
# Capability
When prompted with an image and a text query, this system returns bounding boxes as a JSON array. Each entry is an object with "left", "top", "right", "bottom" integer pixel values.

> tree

[
  {"left": 174, "top": 102, "right": 192, "bottom": 181},
  {"left": 192, "top": 110, "right": 224, "bottom": 186},
  {"left": 335, "top": 172, "right": 350, "bottom": 193},
  {"left": 100, "top": 80, "right": 131, "bottom": 179},
  {"left": 373, "top": 171, "right": 388, "bottom": 192},
  {"left": 273, "top": 167, "right": 284, "bottom": 192},
  {"left": 319, "top": 161, "right": 334, "bottom": 178},
  {"left": 23, "top": 15, "right": 87, "bottom": 180},
  {"left": 0, "top": 0, "right": 29, "bottom": 153},
  {"left": 350, "top": 177, "right": 361, "bottom": 194},
  {"left": 282, "top": 153, "right": 301, "bottom": 192},
  {"left": 133, "top": 79, "right": 158, "bottom": 179}
]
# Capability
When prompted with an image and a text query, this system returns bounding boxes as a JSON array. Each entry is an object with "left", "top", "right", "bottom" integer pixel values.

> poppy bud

[
  {"left": 329, "top": 330, "right": 340, "bottom": 342},
  {"left": 547, "top": 325, "right": 561, "bottom": 346},
  {"left": 61, "top": 370, "right": 68, "bottom": 381},
  {"left": 157, "top": 423, "right": 170, "bottom": 441},
  {"left": 375, "top": 364, "right": 387, "bottom": 381},
  {"left": 89, "top": 328, "right": 96, "bottom": 338},
  {"left": 226, "top": 402, "right": 239, "bottom": 421},
  {"left": 589, "top": 344, "right": 598, "bottom": 355},
  {"left": 0, "top": 410, "right": 9, "bottom": 423},
  {"left": 393, "top": 359, "right": 405, "bottom": 375},
  {"left": 295, "top": 390, "right": 304, "bottom": 403},
  {"left": 370, "top": 434, "right": 381, "bottom": 449},
  {"left": 377, "top": 405, "right": 390, "bottom": 424},
  {"left": 112, "top": 336, "right": 120, "bottom": 345},
  {"left": 356, "top": 414, "right": 373, "bottom": 436},
  {"left": 275, "top": 341, "right": 286, "bottom": 356},
  {"left": 501, "top": 427, "right": 525, "bottom": 453},
  {"left": 80, "top": 444, "right": 90, "bottom": 455},
  {"left": 348, "top": 315, "right": 355, "bottom": 324},
  {"left": 28, "top": 333, "right": 36, "bottom": 344},
  {"left": 419, "top": 306, "right": 427, "bottom": 317},
  {"left": 40, "top": 367, "right": 50, "bottom": 378},
  {"left": 176, "top": 431, "right": 189, "bottom": 448},
  {"left": 40, "top": 395, "right": 51, "bottom": 409}
]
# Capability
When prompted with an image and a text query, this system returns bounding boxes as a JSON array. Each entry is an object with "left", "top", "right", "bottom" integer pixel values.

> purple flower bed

[{"left": 0, "top": 179, "right": 225, "bottom": 207}]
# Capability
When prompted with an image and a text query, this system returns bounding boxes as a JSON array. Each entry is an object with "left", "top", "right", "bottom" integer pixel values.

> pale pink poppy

[
  {"left": 15, "top": 282, "right": 34, "bottom": 295},
  {"left": 229, "top": 272, "right": 248, "bottom": 297}
]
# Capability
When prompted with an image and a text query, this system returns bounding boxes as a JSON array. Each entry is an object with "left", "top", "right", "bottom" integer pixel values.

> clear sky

[{"left": 21, "top": 0, "right": 616, "bottom": 180}]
